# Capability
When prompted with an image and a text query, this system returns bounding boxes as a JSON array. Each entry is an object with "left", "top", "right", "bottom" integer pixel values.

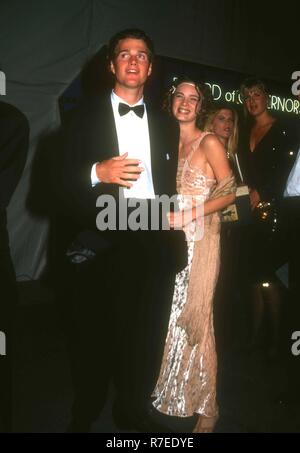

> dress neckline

[
  {"left": 180, "top": 131, "right": 214, "bottom": 160},
  {"left": 185, "top": 158, "right": 216, "bottom": 182},
  {"left": 250, "top": 119, "right": 277, "bottom": 153},
  {"left": 179, "top": 131, "right": 217, "bottom": 183}
]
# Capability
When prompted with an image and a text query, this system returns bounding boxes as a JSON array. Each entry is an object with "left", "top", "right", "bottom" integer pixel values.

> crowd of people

[{"left": 1, "top": 27, "right": 299, "bottom": 433}]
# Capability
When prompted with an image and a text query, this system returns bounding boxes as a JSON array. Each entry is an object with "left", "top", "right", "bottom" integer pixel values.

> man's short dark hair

[{"left": 107, "top": 28, "right": 154, "bottom": 63}]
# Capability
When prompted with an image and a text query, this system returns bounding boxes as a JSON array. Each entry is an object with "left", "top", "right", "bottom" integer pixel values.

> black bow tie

[{"left": 118, "top": 103, "right": 145, "bottom": 118}]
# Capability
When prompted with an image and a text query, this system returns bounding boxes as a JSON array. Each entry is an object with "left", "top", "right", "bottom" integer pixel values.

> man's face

[{"left": 110, "top": 38, "right": 152, "bottom": 91}]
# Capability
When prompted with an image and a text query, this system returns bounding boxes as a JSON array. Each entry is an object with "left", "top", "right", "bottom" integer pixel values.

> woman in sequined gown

[
  {"left": 152, "top": 78, "right": 236, "bottom": 433},
  {"left": 239, "top": 77, "right": 292, "bottom": 358}
]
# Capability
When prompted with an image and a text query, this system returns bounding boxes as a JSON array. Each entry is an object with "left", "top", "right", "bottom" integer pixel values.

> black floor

[{"left": 12, "top": 281, "right": 300, "bottom": 433}]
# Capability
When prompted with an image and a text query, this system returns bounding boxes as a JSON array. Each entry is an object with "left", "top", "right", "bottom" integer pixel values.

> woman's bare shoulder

[{"left": 200, "top": 132, "right": 221, "bottom": 148}]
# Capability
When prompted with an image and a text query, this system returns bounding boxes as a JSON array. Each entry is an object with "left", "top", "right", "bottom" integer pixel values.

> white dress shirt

[
  {"left": 91, "top": 90, "right": 155, "bottom": 199},
  {"left": 284, "top": 146, "right": 300, "bottom": 197}
]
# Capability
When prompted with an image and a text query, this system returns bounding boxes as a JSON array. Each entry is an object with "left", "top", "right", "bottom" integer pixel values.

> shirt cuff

[{"left": 91, "top": 162, "right": 101, "bottom": 187}]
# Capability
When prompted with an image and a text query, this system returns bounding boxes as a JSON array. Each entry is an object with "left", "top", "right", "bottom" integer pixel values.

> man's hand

[
  {"left": 249, "top": 188, "right": 261, "bottom": 210},
  {"left": 96, "top": 153, "right": 144, "bottom": 188}
]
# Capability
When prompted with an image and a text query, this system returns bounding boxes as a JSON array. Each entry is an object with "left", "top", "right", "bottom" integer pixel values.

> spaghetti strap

[{"left": 188, "top": 132, "right": 215, "bottom": 162}]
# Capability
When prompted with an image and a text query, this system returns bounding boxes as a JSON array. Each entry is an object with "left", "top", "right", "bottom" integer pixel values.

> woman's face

[
  {"left": 211, "top": 109, "right": 234, "bottom": 142},
  {"left": 172, "top": 83, "right": 202, "bottom": 124},
  {"left": 244, "top": 86, "right": 268, "bottom": 117}
]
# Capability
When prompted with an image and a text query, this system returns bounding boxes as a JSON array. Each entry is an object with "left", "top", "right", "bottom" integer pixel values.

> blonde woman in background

[
  {"left": 204, "top": 105, "right": 243, "bottom": 356},
  {"left": 205, "top": 105, "right": 239, "bottom": 169}
]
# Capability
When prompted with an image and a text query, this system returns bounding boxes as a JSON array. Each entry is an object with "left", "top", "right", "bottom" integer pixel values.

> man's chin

[{"left": 125, "top": 79, "right": 142, "bottom": 87}]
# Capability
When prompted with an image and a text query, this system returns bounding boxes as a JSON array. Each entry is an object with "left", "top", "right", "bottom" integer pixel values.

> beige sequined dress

[{"left": 152, "top": 133, "right": 220, "bottom": 418}]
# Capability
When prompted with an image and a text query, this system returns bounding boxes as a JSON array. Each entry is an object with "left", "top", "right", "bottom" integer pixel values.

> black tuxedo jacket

[
  {"left": 59, "top": 93, "right": 186, "bottom": 269},
  {"left": 0, "top": 101, "right": 29, "bottom": 209}
]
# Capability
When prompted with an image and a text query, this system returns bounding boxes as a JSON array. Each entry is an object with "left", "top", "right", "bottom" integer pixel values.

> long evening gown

[
  {"left": 238, "top": 120, "right": 293, "bottom": 284},
  {"left": 152, "top": 133, "right": 220, "bottom": 418}
]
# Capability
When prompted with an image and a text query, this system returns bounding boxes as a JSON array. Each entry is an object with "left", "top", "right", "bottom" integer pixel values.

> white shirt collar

[{"left": 111, "top": 90, "right": 144, "bottom": 108}]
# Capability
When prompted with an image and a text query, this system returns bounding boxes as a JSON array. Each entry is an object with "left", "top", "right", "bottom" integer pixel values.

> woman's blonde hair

[
  {"left": 204, "top": 104, "right": 239, "bottom": 157},
  {"left": 239, "top": 77, "right": 269, "bottom": 119}
]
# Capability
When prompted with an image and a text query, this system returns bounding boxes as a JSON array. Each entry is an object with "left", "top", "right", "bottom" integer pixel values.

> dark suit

[
  {"left": 0, "top": 101, "right": 29, "bottom": 432},
  {"left": 58, "top": 93, "right": 186, "bottom": 426}
]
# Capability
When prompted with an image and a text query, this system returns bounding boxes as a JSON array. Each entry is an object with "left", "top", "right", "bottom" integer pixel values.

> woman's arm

[
  {"left": 168, "top": 135, "right": 235, "bottom": 228},
  {"left": 201, "top": 134, "right": 236, "bottom": 215}
]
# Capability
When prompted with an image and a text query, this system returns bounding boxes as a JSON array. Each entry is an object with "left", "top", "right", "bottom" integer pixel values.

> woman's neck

[
  {"left": 254, "top": 110, "right": 275, "bottom": 128},
  {"left": 179, "top": 123, "right": 201, "bottom": 147}
]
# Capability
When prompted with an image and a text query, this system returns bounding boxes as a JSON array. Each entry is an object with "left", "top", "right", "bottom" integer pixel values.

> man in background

[{"left": 0, "top": 100, "right": 29, "bottom": 432}]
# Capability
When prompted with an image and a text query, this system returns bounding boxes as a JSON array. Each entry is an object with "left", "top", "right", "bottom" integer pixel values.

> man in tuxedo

[
  {"left": 0, "top": 101, "right": 29, "bottom": 432},
  {"left": 60, "top": 29, "right": 186, "bottom": 432}
]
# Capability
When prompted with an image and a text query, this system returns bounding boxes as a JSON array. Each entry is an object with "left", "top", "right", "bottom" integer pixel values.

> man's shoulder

[
  {"left": 146, "top": 102, "right": 168, "bottom": 119},
  {"left": 146, "top": 104, "right": 177, "bottom": 130}
]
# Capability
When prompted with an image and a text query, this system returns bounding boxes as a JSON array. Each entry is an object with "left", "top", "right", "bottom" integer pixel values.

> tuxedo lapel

[
  {"left": 147, "top": 105, "right": 179, "bottom": 197},
  {"left": 147, "top": 106, "right": 163, "bottom": 194},
  {"left": 89, "top": 95, "right": 119, "bottom": 161}
]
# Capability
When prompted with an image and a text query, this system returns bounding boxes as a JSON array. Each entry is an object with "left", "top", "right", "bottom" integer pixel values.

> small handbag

[
  {"left": 221, "top": 184, "right": 252, "bottom": 225},
  {"left": 221, "top": 153, "right": 252, "bottom": 225}
]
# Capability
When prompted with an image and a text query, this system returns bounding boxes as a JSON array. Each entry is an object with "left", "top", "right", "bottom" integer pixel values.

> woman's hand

[
  {"left": 249, "top": 188, "right": 261, "bottom": 210},
  {"left": 167, "top": 211, "right": 184, "bottom": 229},
  {"left": 167, "top": 209, "right": 195, "bottom": 229}
]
